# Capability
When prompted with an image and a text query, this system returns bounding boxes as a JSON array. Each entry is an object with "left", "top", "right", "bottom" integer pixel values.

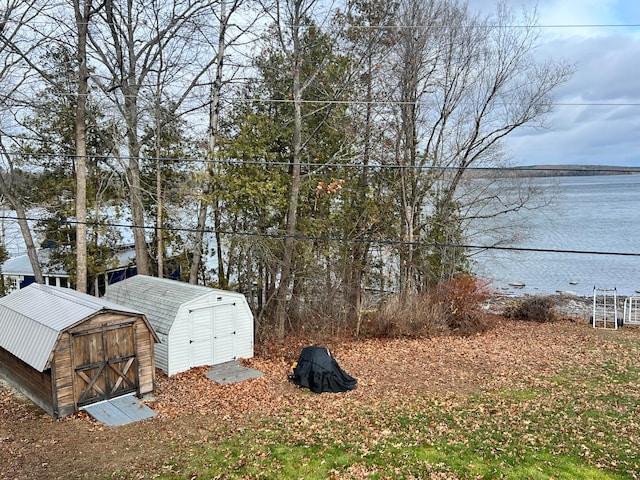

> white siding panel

[
  {"left": 237, "top": 317, "right": 251, "bottom": 358},
  {"left": 189, "top": 308, "right": 214, "bottom": 367},
  {"left": 232, "top": 301, "right": 254, "bottom": 360},
  {"left": 168, "top": 308, "right": 191, "bottom": 376},
  {"left": 155, "top": 342, "right": 168, "bottom": 374},
  {"left": 213, "top": 304, "right": 236, "bottom": 364}
]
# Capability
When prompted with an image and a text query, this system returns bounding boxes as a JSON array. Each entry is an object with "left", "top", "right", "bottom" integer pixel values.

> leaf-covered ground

[{"left": 2, "top": 316, "right": 640, "bottom": 479}]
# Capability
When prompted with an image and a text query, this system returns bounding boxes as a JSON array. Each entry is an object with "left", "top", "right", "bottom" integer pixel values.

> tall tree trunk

[
  {"left": 190, "top": 195, "right": 208, "bottom": 284},
  {"left": 124, "top": 89, "right": 151, "bottom": 275},
  {"left": 124, "top": 113, "right": 151, "bottom": 275},
  {"left": 213, "top": 198, "right": 227, "bottom": 288},
  {"left": 190, "top": 0, "right": 227, "bottom": 285},
  {"left": 275, "top": 4, "right": 303, "bottom": 338},
  {"left": 352, "top": 53, "right": 373, "bottom": 336},
  {"left": 156, "top": 155, "right": 164, "bottom": 278},
  {"left": 127, "top": 153, "right": 151, "bottom": 276},
  {"left": 396, "top": 8, "right": 422, "bottom": 300},
  {"left": 74, "top": 0, "right": 90, "bottom": 293}
]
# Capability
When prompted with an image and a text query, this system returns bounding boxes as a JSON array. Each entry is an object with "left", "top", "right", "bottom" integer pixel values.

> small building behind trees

[
  {"left": 104, "top": 275, "right": 255, "bottom": 376},
  {"left": 0, "top": 283, "right": 159, "bottom": 418},
  {"left": 0, "top": 246, "right": 138, "bottom": 296}
]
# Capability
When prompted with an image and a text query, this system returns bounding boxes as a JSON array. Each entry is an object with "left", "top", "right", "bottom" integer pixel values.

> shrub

[
  {"left": 503, "top": 295, "right": 558, "bottom": 323},
  {"left": 431, "top": 275, "right": 492, "bottom": 332},
  {"left": 361, "top": 275, "right": 492, "bottom": 337},
  {"left": 361, "top": 294, "right": 447, "bottom": 338}
]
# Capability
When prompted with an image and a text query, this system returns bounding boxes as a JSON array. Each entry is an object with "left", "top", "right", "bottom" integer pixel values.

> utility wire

[
  {"left": 344, "top": 23, "right": 640, "bottom": 29},
  {"left": 1, "top": 215, "right": 639, "bottom": 258},
  {"left": 2, "top": 150, "right": 639, "bottom": 173},
  {"left": 19, "top": 20, "right": 640, "bottom": 29},
  {"left": 7, "top": 90, "right": 640, "bottom": 104},
  {"left": 233, "top": 98, "right": 640, "bottom": 107}
]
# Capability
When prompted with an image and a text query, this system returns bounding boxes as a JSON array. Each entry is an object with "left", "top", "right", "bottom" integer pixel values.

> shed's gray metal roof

[
  {"left": 0, "top": 284, "right": 144, "bottom": 372},
  {"left": 104, "top": 275, "right": 245, "bottom": 336}
]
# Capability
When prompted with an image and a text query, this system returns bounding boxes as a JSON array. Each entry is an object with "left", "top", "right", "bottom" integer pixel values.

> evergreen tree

[{"left": 220, "top": 16, "right": 354, "bottom": 326}]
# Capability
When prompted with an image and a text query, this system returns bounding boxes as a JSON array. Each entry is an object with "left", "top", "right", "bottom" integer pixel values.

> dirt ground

[{"left": 1, "top": 310, "right": 634, "bottom": 480}]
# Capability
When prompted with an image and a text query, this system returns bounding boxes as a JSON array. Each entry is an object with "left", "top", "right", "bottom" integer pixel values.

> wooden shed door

[{"left": 72, "top": 323, "right": 138, "bottom": 406}]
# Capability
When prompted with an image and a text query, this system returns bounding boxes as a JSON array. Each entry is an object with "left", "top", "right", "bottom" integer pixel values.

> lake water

[
  {"left": 1, "top": 174, "right": 638, "bottom": 298},
  {"left": 473, "top": 174, "right": 640, "bottom": 297}
]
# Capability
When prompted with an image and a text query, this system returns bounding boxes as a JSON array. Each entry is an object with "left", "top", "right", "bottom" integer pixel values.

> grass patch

[
  {"left": 145, "top": 363, "right": 640, "bottom": 480},
  {"left": 144, "top": 385, "right": 639, "bottom": 479},
  {"left": 103, "top": 323, "right": 640, "bottom": 480},
  {"left": 419, "top": 447, "right": 622, "bottom": 479}
]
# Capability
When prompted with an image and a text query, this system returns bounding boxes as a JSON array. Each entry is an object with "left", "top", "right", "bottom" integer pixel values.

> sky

[{"left": 468, "top": 0, "right": 640, "bottom": 167}]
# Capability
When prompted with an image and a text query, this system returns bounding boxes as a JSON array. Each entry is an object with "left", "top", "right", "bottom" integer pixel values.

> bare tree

[
  {"left": 189, "top": 0, "right": 249, "bottom": 285},
  {"left": 388, "top": 0, "right": 445, "bottom": 297},
  {"left": 0, "top": 146, "right": 44, "bottom": 285},
  {"left": 258, "top": 0, "right": 343, "bottom": 337},
  {"left": 387, "top": 0, "right": 572, "bottom": 295},
  {"left": 0, "top": 0, "right": 51, "bottom": 285},
  {"left": 88, "top": 0, "right": 215, "bottom": 276}
]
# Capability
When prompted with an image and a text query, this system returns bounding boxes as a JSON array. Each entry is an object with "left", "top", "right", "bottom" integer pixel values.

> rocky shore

[{"left": 484, "top": 292, "right": 597, "bottom": 320}]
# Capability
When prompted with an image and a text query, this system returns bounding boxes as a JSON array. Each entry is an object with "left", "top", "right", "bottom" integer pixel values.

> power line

[
  {"left": 9, "top": 88, "right": 640, "bottom": 105},
  {"left": 345, "top": 23, "right": 640, "bottom": 29},
  {"left": 236, "top": 98, "right": 640, "bottom": 107},
  {"left": 2, "top": 150, "right": 639, "bottom": 173},
  {"left": 18, "top": 20, "right": 640, "bottom": 29},
  {"left": 1, "top": 215, "right": 639, "bottom": 258}
]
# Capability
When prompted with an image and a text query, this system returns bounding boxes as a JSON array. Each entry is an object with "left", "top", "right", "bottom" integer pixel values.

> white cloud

[{"left": 467, "top": 0, "right": 640, "bottom": 166}]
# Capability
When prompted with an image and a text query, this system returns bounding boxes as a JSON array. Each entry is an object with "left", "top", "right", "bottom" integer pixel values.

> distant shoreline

[
  {"left": 507, "top": 164, "right": 640, "bottom": 178},
  {"left": 467, "top": 164, "right": 640, "bottom": 179}
]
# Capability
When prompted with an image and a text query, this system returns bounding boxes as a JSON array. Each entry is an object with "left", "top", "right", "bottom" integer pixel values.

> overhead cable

[{"left": 1, "top": 215, "right": 638, "bottom": 258}]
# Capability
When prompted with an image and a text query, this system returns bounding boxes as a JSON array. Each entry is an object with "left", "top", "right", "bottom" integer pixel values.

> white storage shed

[{"left": 104, "top": 275, "right": 254, "bottom": 376}]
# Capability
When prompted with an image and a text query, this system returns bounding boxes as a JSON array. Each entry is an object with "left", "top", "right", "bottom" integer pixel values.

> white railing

[
  {"left": 623, "top": 297, "right": 640, "bottom": 325},
  {"left": 592, "top": 287, "right": 618, "bottom": 330}
]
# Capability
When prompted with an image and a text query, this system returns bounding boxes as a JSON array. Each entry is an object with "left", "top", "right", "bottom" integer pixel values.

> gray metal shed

[
  {"left": 104, "top": 275, "right": 254, "bottom": 376},
  {"left": 0, "top": 284, "right": 159, "bottom": 418}
]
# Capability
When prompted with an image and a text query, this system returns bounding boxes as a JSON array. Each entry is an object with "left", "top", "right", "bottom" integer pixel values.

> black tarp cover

[{"left": 290, "top": 346, "right": 357, "bottom": 393}]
